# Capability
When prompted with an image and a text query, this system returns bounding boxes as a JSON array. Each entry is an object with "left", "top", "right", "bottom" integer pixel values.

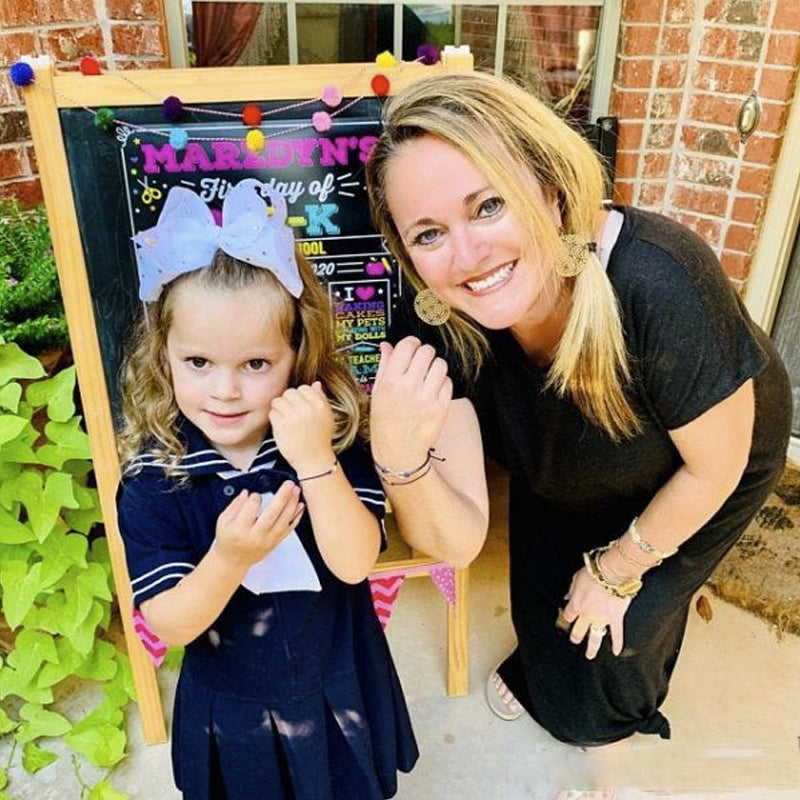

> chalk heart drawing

[
  {"left": 365, "top": 260, "right": 385, "bottom": 276},
  {"left": 356, "top": 286, "right": 375, "bottom": 300}
]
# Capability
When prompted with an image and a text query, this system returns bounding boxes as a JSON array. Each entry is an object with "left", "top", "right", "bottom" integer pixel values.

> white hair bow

[{"left": 133, "top": 179, "right": 302, "bottom": 301}]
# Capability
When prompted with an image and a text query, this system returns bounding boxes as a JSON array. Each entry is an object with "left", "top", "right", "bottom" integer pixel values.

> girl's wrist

[
  {"left": 290, "top": 449, "right": 337, "bottom": 478},
  {"left": 208, "top": 542, "right": 253, "bottom": 578}
]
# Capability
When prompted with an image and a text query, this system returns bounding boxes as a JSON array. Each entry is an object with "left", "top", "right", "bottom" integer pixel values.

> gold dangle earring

[
  {"left": 413, "top": 288, "right": 451, "bottom": 326},
  {"left": 555, "top": 233, "right": 598, "bottom": 278}
]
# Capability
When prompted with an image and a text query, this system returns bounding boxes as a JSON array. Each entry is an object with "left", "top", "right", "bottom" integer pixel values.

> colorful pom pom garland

[{"left": 63, "top": 45, "right": 444, "bottom": 150}]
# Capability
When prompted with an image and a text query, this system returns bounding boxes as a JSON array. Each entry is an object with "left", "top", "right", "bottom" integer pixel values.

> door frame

[{"left": 743, "top": 72, "right": 800, "bottom": 465}]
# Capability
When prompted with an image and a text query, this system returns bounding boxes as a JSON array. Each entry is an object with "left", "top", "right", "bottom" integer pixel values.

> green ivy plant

[
  {"left": 0, "top": 339, "right": 133, "bottom": 799},
  {"left": 0, "top": 198, "right": 68, "bottom": 355}
]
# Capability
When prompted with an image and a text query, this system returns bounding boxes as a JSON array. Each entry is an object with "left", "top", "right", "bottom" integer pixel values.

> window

[{"left": 165, "top": 0, "right": 620, "bottom": 125}]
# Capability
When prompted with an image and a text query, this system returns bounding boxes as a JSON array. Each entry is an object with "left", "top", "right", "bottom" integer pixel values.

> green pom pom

[{"left": 94, "top": 107, "right": 115, "bottom": 132}]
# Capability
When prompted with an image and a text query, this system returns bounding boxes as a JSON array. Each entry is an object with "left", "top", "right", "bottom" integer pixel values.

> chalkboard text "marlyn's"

[{"left": 141, "top": 136, "right": 378, "bottom": 174}]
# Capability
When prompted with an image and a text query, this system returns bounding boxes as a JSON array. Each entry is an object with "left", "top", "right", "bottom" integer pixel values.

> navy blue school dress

[{"left": 117, "top": 417, "right": 418, "bottom": 799}]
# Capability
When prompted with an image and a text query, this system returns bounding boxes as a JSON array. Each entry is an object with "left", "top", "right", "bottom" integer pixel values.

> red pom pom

[
  {"left": 242, "top": 104, "right": 262, "bottom": 127},
  {"left": 371, "top": 74, "right": 390, "bottom": 97},
  {"left": 80, "top": 57, "right": 101, "bottom": 76}
]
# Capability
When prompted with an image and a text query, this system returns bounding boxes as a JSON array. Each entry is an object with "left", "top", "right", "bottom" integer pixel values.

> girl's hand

[
  {"left": 370, "top": 337, "right": 452, "bottom": 470},
  {"left": 562, "top": 567, "right": 632, "bottom": 660},
  {"left": 269, "top": 382, "right": 336, "bottom": 475},
  {"left": 214, "top": 481, "right": 303, "bottom": 569}
]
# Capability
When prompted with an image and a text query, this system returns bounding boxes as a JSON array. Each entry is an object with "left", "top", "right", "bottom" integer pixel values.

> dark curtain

[{"left": 192, "top": 2, "right": 263, "bottom": 67}]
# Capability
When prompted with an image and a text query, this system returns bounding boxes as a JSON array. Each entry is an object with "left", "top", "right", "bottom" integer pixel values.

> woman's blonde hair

[
  {"left": 117, "top": 250, "right": 367, "bottom": 468},
  {"left": 365, "top": 71, "right": 640, "bottom": 439}
]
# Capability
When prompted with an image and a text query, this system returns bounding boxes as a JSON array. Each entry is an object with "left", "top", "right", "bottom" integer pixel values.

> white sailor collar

[{"left": 122, "top": 416, "right": 289, "bottom": 479}]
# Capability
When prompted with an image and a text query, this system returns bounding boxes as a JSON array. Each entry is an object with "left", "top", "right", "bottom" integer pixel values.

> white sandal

[{"left": 485, "top": 669, "right": 526, "bottom": 721}]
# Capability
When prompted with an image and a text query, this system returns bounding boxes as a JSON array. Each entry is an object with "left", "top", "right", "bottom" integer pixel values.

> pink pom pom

[
  {"left": 321, "top": 85, "right": 342, "bottom": 108},
  {"left": 312, "top": 111, "right": 332, "bottom": 132}
]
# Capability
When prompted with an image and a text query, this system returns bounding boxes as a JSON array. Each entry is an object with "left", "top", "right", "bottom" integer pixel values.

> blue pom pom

[
  {"left": 10, "top": 61, "right": 35, "bottom": 87},
  {"left": 169, "top": 127, "right": 189, "bottom": 150}
]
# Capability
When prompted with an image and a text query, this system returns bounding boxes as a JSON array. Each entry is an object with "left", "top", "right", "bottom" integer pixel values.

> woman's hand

[
  {"left": 370, "top": 337, "right": 452, "bottom": 471},
  {"left": 562, "top": 567, "right": 632, "bottom": 659},
  {"left": 214, "top": 482, "right": 303, "bottom": 570},
  {"left": 270, "top": 382, "right": 336, "bottom": 475}
]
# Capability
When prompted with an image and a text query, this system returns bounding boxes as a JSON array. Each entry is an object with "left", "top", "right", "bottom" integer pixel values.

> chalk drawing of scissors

[{"left": 137, "top": 177, "right": 163, "bottom": 205}]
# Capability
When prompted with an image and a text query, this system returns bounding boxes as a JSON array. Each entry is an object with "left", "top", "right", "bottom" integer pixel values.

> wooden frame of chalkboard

[{"left": 22, "top": 52, "right": 473, "bottom": 744}]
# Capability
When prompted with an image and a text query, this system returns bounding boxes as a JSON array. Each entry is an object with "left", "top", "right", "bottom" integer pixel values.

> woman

[{"left": 364, "top": 72, "right": 791, "bottom": 747}]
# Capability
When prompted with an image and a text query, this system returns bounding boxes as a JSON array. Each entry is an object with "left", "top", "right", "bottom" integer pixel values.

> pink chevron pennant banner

[
  {"left": 133, "top": 608, "right": 168, "bottom": 667},
  {"left": 429, "top": 564, "right": 456, "bottom": 605},
  {"left": 369, "top": 575, "right": 406, "bottom": 629}
]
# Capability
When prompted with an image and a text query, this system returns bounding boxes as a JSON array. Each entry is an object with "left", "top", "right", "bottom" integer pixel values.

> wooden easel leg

[
  {"left": 447, "top": 566, "right": 469, "bottom": 696},
  {"left": 121, "top": 610, "right": 168, "bottom": 743}
]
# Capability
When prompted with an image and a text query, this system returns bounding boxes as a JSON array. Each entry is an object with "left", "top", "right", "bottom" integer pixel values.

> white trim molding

[{"left": 744, "top": 75, "right": 800, "bottom": 332}]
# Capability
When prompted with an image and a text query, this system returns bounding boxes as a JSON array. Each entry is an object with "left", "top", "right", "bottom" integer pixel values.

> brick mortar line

[
  {"left": 0, "top": 175, "right": 38, "bottom": 186},
  {"left": 691, "top": 90, "right": 791, "bottom": 104},
  {"left": 671, "top": 205, "right": 756, "bottom": 224},
  {"left": 700, "top": 22, "right": 800, "bottom": 35},
  {"left": 620, "top": 20, "right": 796, "bottom": 34},
  {"left": 617, "top": 55, "right": 790, "bottom": 71}
]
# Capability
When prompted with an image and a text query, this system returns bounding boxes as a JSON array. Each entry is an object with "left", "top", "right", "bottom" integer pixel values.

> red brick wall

[
  {"left": 0, "top": 0, "right": 168, "bottom": 206},
  {"left": 612, "top": 0, "right": 800, "bottom": 285}
]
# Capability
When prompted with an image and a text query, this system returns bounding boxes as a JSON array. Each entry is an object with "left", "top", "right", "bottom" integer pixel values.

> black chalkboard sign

[{"left": 59, "top": 97, "right": 399, "bottom": 416}]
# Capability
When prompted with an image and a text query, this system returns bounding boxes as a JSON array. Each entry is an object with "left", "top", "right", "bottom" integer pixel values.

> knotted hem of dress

[
  {"left": 497, "top": 651, "right": 671, "bottom": 748},
  {"left": 172, "top": 667, "right": 416, "bottom": 800}
]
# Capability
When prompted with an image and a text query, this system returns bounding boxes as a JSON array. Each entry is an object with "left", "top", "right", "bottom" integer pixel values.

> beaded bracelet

[
  {"left": 627, "top": 517, "right": 677, "bottom": 560},
  {"left": 297, "top": 459, "right": 338, "bottom": 482}
]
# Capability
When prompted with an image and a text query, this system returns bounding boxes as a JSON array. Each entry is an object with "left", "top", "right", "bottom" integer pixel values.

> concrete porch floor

[{"left": 8, "top": 467, "right": 799, "bottom": 798}]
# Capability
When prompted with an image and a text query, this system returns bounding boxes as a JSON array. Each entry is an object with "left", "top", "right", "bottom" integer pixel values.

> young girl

[{"left": 117, "top": 180, "right": 418, "bottom": 799}]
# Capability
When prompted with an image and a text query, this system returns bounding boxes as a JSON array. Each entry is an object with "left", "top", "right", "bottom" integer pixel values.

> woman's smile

[{"left": 463, "top": 261, "right": 517, "bottom": 294}]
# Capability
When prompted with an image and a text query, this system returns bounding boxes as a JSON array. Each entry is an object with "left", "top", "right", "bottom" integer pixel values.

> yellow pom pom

[
  {"left": 375, "top": 50, "right": 397, "bottom": 68},
  {"left": 245, "top": 129, "right": 265, "bottom": 153}
]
